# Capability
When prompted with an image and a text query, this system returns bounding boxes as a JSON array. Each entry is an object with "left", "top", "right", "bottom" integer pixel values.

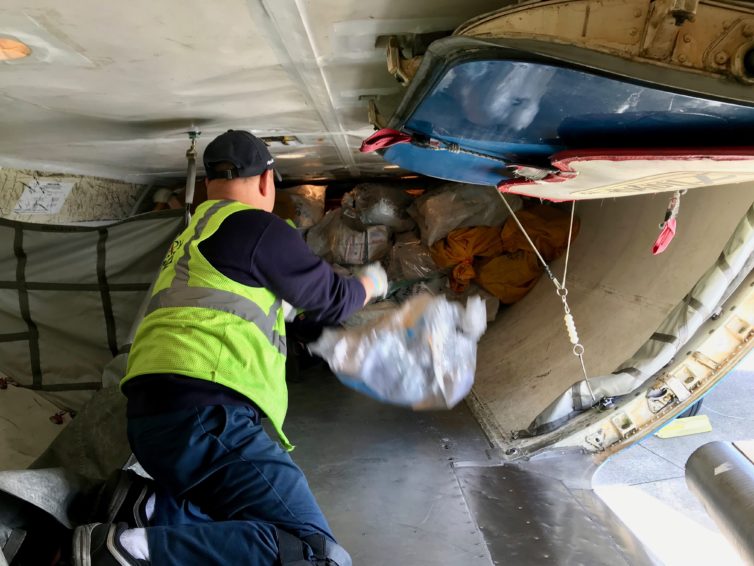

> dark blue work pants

[{"left": 127, "top": 404, "right": 335, "bottom": 565}]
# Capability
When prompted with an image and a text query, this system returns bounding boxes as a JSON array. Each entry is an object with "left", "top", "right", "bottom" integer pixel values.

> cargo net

[{"left": 0, "top": 211, "right": 183, "bottom": 412}]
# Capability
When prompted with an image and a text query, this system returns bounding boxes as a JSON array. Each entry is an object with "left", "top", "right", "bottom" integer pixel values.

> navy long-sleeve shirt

[
  {"left": 199, "top": 209, "right": 365, "bottom": 322},
  {"left": 124, "top": 207, "right": 365, "bottom": 416}
]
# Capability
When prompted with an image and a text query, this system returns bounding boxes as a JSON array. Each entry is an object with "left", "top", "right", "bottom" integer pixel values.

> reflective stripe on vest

[{"left": 147, "top": 200, "right": 286, "bottom": 356}]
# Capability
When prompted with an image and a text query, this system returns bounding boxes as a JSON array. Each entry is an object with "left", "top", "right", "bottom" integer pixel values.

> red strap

[
  {"left": 652, "top": 218, "right": 677, "bottom": 255},
  {"left": 360, "top": 128, "right": 412, "bottom": 153}
]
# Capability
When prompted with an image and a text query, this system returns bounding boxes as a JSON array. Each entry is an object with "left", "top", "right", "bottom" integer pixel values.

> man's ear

[{"left": 258, "top": 169, "right": 273, "bottom": 197}]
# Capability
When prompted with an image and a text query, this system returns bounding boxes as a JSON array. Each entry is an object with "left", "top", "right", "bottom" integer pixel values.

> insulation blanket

[
  {"left": 310, "top": 294, "right": 486, "bottom": 409},
  {"left": 528, "top": 204, "right": 754, "bottom": 434}
]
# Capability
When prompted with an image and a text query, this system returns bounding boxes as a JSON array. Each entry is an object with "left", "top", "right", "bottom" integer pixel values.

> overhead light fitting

[
  {"left": 0, "top": 38, "right": 31, "bottom": 61},
  {"left": 275, "top": 152, "right": 309, "bottom": 159}
]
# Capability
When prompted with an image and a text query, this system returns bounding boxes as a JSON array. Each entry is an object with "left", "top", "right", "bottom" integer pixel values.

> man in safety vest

[{"left": 72, "top": 130, "right": 387, "bottom": 566}]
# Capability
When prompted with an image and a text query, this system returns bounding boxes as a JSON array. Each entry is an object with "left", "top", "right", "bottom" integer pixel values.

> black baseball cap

[{"left": 203, "top": 130, "right": 275, "bottom": 180}]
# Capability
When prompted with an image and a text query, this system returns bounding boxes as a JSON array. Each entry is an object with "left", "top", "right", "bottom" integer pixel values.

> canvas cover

[{"left": 0, "top": 210, "right": 183, "bottom": 411}]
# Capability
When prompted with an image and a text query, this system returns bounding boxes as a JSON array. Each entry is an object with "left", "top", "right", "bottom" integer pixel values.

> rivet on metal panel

[
  {"left": 683, "top": 33, "right": 692, "bottom": 43},
  {"left": 679, "top": 54, "right": 687, "bottom": 62},
  {"left": 715, "top": 51, "right": 730, "bottom": 65}
]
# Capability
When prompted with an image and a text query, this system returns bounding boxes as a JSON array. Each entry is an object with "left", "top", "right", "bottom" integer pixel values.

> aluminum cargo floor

[
  {"left": 284, "top": 367, "right": 494, "bottom": 566},
  {"left": 284, "top": 367, "right": 654, "bottom": 566}
]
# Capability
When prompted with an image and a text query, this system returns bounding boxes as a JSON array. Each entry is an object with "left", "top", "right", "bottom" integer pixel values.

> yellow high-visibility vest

[{"left": 121, "top": 200, "right": 291, "bottom": 449}]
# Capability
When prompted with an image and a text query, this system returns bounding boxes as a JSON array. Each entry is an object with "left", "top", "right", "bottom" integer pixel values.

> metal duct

[{"left": 686, "top": 441, "right": 754, "bottom": 562}]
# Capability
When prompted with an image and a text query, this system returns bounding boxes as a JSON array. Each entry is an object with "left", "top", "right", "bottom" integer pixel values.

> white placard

[{"left": 14, "top": 178, "right": 75, "bottom": 214}]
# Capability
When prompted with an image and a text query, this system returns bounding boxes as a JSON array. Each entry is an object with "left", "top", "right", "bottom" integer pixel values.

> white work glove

[
  {"left": 282, "top": 300, "right": 297, "bottom": 322},
  {"left": 360, "top": 263, "right": 388, "bottom": 301}
]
